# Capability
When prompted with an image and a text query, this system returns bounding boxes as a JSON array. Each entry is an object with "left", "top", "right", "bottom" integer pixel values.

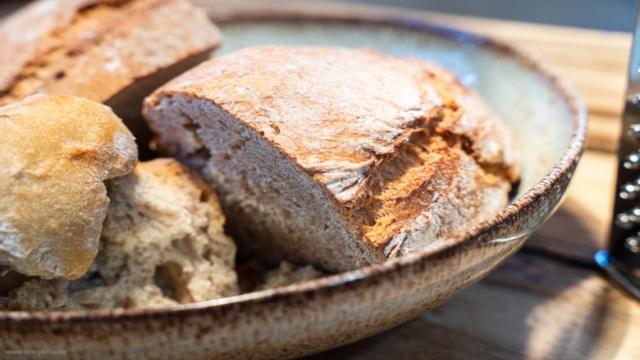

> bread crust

[
  {"left": 0, "top": 0, "right": 221, "bottom": 149},
  {"left": 144, "top": 46, "right": 519, "bottom": 267},
  {"left": 0, "top": 94, "right": 137, "bottom": 280}
]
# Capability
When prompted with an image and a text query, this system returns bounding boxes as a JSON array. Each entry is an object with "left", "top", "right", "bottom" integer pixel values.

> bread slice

[
  {"left": 0, "top": 94, "right": 137, "bottom": 280},
  {"left": 0, "top": 0, "right": 221, "bottom": 154},
  {"left": 1, "top": 159, "right": 238, "bottom": 310},
  {"left": 143, "top": 46, "right": 519, "bottom": 272}
]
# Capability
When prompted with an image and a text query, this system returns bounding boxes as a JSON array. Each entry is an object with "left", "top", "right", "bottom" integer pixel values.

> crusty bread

[
  {"left": 0, "top": 94, "right": 137, "bottom": 280},
  {"left": 143, "top": 46, "right": 519, "bottom": 272},
  {"left": 1, "top": 159, "right": 238, "bottom": 310},
  {"left": 0, "top": 0, "right": 221, "bottom": 153}
]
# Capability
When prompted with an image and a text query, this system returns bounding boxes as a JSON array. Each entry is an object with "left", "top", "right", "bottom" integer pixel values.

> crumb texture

[
  {"left": 0, "top": 94, "right": 137, "bottom": 280},
  {"left": 0, "top": 159, "right": 238, "bottom": 310}
]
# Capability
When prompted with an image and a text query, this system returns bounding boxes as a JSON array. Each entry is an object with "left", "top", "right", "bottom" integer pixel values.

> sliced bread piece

[
  {"left": 143, "top": 46, "right": 519, "bottom": 272},
  {"left": 0, "top": 94, "right": 137, "bottom": 280}
]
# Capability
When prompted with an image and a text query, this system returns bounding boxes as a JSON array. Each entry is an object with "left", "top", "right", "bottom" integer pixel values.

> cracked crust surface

[
  {"left": 144, "top": 46, "right": 519, "bottom": 270},
  {"left": 0, "top": 0, "right": 221, "bottom": 104},
  {"left": 0, "top": 94, "right": 137, "bottom": 280}
]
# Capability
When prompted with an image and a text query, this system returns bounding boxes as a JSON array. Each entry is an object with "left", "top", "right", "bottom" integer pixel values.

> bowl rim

[{"left": 0, "top": 5, "right": 587, "bottom": 323}]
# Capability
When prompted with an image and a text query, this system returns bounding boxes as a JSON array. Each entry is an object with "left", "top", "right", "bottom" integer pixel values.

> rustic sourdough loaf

[
  {"left": 0, "top": 0, "right": 221, "bottom": 153},
  {"left": 1, "top": 159, "right": 238, "bottom": 310},
  {"left": 0, "top": 94, "right": 137, "bottom": 280},
  {"left": 144, "top": 46, "right": 519, "bottom": 272}
]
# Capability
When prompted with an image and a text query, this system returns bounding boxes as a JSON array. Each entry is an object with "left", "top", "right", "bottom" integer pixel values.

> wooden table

[
  {"left": 1, "top": 2, "right": 638, "bottom": 359},
  {"left": 303, "top": 6, "right": 639, "bottom": 360}
]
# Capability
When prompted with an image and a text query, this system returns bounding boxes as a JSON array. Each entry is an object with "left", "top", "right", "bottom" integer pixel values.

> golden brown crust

[
  {"left": 145, "top": 46, "right": 518, "bottom": 256},
  {"left": 0, "top": 94, "right": 137, "bottom": 280},
  {"left": 0, "top": 0, "right": 221, "bottom": 105}
]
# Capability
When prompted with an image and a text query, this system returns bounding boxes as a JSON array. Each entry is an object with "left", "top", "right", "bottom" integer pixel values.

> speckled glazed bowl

[{"left": 0, "top": 4, "right": 586, "bottom": 360}]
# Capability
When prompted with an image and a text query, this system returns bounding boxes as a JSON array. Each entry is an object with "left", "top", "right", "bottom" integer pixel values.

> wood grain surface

[{"left": 0, "top": 2, "right": 637, "bottom": 359}]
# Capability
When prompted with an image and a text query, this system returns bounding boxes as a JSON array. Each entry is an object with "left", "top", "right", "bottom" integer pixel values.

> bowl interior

[{"left": 216, "top": 20, "right": 575, "bottom": 197}]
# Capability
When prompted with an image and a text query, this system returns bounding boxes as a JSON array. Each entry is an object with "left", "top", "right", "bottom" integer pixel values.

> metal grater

[{"left": 595, "top": 2, "right": 640, "bottom": 299}]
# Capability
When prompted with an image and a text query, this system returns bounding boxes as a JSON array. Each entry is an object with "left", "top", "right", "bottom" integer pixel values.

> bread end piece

[
  {"left": 0, "top": 94, "right": 137, "bottom": 280},
  {"left": 144, "top": 46, "right": 518, "bottom": 272}
]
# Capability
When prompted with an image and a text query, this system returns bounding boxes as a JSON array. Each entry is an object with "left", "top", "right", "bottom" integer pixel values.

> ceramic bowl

[{"left": 0, "top": 4, "right": 586, "bottom": 359}]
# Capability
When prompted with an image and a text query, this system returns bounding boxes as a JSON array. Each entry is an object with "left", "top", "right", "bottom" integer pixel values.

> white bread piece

[
  {"left": 143, "top": 46, "right": 519, "bottom": 272},
  {"left": 0, "top": 94, "right": 137, "bottom": 280},
  {"left": 1, "top": 159, "right": 238, "bottom": 310},
  {"left": 0, "top": 0, "right": 222, "bottom": 150}
]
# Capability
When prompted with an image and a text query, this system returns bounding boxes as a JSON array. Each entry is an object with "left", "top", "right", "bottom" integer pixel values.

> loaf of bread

[
  {"left": 144, "top": 46, "right": 519, "bottom": 272},
  {"left": 0, "top": 0, "right": 221, "bottom": 150},
  {"left": 1, "top": 159, "right": 238, "bottom": 310},
  {"left": 0, "top": 94, "right": 137, "bottom": 280}
]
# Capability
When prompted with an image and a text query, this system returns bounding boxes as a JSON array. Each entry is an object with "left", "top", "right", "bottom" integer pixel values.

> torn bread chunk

[
  {"left": 1, "top": 159, "right": 238, "bottom": 310},
  {"left": 0, "top": 94, "right": 137, "bottom": 280},
  {"left": 0, "top": 0, "right": 222, "bottom": 151},
  {"left": 143, "top": 46, "right": 519, "bottom": 272}
]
